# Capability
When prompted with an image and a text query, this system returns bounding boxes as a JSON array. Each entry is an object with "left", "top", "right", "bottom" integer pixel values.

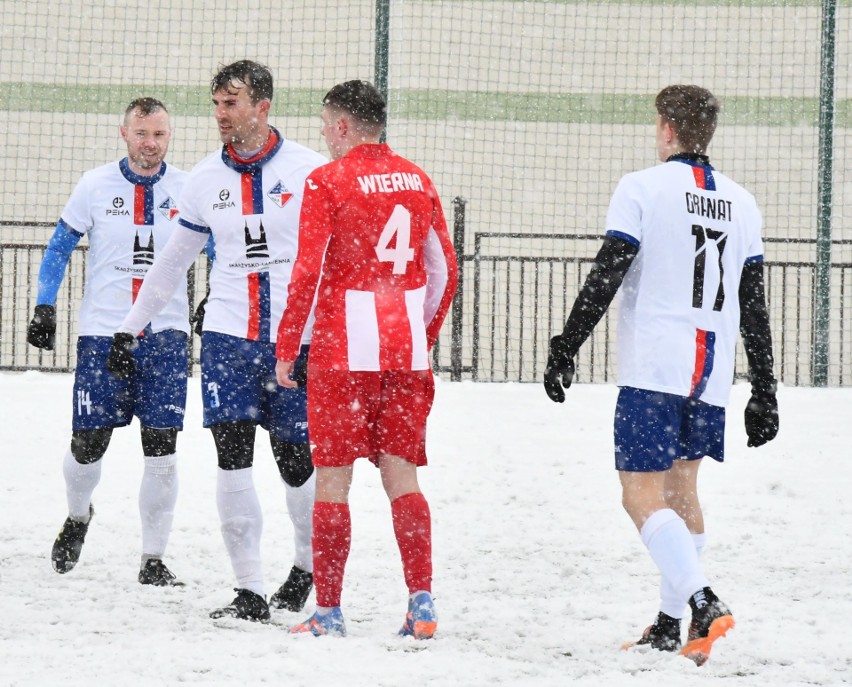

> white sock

[
  {"left": 692, "top": 532, "right": 707, "bottom": 559},
  {"left": 641, "top": 509, "right": 708, "bottom": 605},
  {"left": 139, "top": 453, "right": 178, "bottom": 560},
  {"left": 62, "top": 449, "right": 101, "bottom": 521},
  {"left": 659, "top": 532, "right": 707, "bottom": 619},
  {"left": 284, "top": 470, "right": 315, "bottom": 573},
  {"left": 217, "top": 467, "right": 264, "bottom": 597}
]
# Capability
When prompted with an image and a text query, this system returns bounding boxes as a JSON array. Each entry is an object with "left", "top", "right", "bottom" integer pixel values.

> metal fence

[
  {"left": 447, "top": 236, "right": 852, "bottom": 386},
  {"left": 0, "top": 236, "right": 206, "bottom": 374},
  {"left": 5, "top": 216, "right": 851, "bottom": 386}
]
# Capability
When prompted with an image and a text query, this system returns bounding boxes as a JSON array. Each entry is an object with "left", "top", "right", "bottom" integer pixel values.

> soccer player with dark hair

[
  {"left": 108, "top": 60, "right": 327, "bottom": 622},
  {"left": 275, "top": 80, "right": 458, "bottom": 638},
  {"left": 28, "top": 98, "right": 189, "bottom": 586},
  {"left": 544, "top": 84, "right": 778, "bottom": 665}
]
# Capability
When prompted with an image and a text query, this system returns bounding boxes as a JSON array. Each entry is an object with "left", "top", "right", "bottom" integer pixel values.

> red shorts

[{"left": 307, "top": 369, "right": 435, "bottom": 467}]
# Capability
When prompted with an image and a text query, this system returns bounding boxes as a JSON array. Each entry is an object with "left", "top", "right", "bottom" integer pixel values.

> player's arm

[
  {"left": 108, "top": 223, "right": 208, "bottom": 378},
  {"left": 738, "top": 258, "right": 779, "bottom": 447},
  {"left": 190, "top": 235, "right": 216, "bottom": 336},
  {"left": 559, "top": 233, "right": 638, "bottom": 354},
  {"left": 275, "top": 175, "right": 333, "bottom": 369},
  {"left": 116, "top": 223, "right": 208, "bottom": 335},
  {"left": 27, "top": 220, "right": 84, "bottom": 349},
  {"left": 544, "top": 233, "right": 638, "bottom": 402},
  {"left": 422, "top": 191, "right": 459, "bottom": 349}
]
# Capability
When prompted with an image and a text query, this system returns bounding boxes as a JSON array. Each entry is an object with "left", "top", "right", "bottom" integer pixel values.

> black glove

[
  {"left": 744, "top": 384, "right": 779, "bottom": 447},
  {"left": 543, "top": 335, "right": 575, "bottom": 403},
  {"left": 190, "top": 296, "right": 207, "bottom": 336},
  {"left": 291, "top": 349, "right": 308, "bottom": 388},
  {"left": 107, "top": 333, "right": 137, "bottom": 379},
  {"left": 27, "top": 304, "right": 56, "bottom": 350}
]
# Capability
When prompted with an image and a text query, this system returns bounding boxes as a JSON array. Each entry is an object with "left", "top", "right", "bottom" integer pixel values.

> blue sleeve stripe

[
  {"left": 179, "top": 218, "right": 211, "bottom": 234},
  {"left": 203, "top": 236, "right": 216, "bottom": 261},
  {"left": 745, "top": 254, "right": 764, "bottom": 265},
  {"left": 57, "top": 218, "right": 84, "bottom": 239},
  {"left": 606, "top": 229, "right": 640, "bottom": 248},
  {"left": 37, "top": 220, "right": 83, "bottom": 305}
]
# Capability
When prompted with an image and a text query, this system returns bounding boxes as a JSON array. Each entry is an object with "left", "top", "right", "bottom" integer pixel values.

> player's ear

[
  {"left": 336, "top": 115, "right": 349, "bottom": 137},
  {"left": 119, "top": 126, "right": 128, "bottom": 143}
]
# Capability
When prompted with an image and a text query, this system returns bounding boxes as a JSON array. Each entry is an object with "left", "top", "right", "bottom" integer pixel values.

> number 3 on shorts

[{"left": 376, "top": 204, "right": 415, "bottom": 274}]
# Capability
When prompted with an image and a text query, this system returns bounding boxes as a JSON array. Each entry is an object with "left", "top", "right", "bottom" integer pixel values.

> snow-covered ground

[{"left": 1, "top": 371, "right": 849, "bottom": 686}]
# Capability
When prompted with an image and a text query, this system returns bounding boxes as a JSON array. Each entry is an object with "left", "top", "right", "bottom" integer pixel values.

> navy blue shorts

[
  {"left": 72, "top": 331, "right": 188, "bottom": 431},
  {"left": 614, "top": 386, "right": 725, "bottom": 472},
  {"left": 200, "top": 332, "right": 309, "bottom": 442}
]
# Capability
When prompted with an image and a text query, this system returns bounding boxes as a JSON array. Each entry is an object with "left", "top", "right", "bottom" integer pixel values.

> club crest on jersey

[
  {"left": 133, "top": 231, "right": 154, "bottom": 266},
  {"left": 158, "top": 196, "right": 180, "bottom": 220},
  {"left": 268, "top": 180, "right": 292, "bottom": 208},
  {"left": 245, "top": 221, "right": 270, "bottom": 259}
]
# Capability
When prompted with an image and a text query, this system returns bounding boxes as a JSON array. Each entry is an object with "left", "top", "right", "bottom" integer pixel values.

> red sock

[
  {"left": 391, "top": 492, "right": 432, "bottom": 593},
  {"left": 312, "top": 501, "right": 351, "bottom": 608}
]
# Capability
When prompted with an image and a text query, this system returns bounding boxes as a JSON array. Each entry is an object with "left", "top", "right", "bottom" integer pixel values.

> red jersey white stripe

[{"left": 276, "top": 143, "right": 458, "bottom": 371}]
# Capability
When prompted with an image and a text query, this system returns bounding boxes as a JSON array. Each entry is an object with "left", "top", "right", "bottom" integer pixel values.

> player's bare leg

[{"left": 664, "top": 459, "right": 704, "bottom": 533}]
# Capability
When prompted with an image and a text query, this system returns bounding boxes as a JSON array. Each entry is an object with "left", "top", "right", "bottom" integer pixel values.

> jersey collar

[
  {"left": 345, "top": 143, "right": 391, "bottom": 159},
  {"left": 222, "top": 126, "right": 283, "bottom": 173},
  {"left": 119, "top": 158, "right": 167, "bottom": 186},
  {"left": 666, "top": 152, "right": 713, "bottom": 169}
]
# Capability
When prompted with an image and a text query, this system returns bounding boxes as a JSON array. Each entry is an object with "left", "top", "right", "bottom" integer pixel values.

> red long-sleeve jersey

[{"left": 276, "top": 143, "right": 458, "bottom": 371}]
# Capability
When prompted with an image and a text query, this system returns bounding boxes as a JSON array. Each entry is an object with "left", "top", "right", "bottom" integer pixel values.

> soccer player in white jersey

[
  {"left": 275, "top": 81, "right": 458, "bottom": 638},
  {"left": 543, "top": 85, "right": 779, "bottom": 665},
  {"left": 27, "top": 98, "right": 189, "bottom": 586},
  {"left": 107, "top": 61, "right": 327, "bottom": 622}
]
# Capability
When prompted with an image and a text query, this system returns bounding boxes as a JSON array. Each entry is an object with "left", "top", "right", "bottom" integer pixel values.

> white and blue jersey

[
  {"left": 36, "top": 158, "right": 190, "bottom": 432},
  {"left": 118, "top": 129, "right": 325, "bottom": 437},
  {"left": 176, "top": 127, "right": 326, "bottom": 344},
  {"left": 606, "top": 157, "right": 764, "bottom": 408},
  {"left": 42, "top": 159, "right": 189, "bottom": 335}
]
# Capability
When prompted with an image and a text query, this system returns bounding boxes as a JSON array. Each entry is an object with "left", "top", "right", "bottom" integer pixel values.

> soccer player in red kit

[{"left": 275, "top": 80, "right": 458, "bottom": 639}]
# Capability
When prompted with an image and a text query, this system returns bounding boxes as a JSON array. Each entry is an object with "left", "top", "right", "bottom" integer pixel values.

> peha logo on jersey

[
  {"left": 107, "top": 196, "right": 130, "bottom": 216},
  {"left": 268, "top": 180, "right": 292, "bottom": 208},
  {"left": 158, "top": 196, "right": 180, "bottom": 220},
  {"left": 214, "top": 188, "right": 236, "bottom": 210}
]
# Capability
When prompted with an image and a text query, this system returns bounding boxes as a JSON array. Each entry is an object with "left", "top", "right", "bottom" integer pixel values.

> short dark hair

[
  {"left": 655, "top": 85, "right": 720, "bottom": 154},
  {"left": 125, "top": 97, "right": 168, "bottom": 118},
  {"left": 211, "top": 60, "right": 273, "bottom": 104},
  {"left": 323, "top": 80, "right": 386, "bottom": 128}
]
